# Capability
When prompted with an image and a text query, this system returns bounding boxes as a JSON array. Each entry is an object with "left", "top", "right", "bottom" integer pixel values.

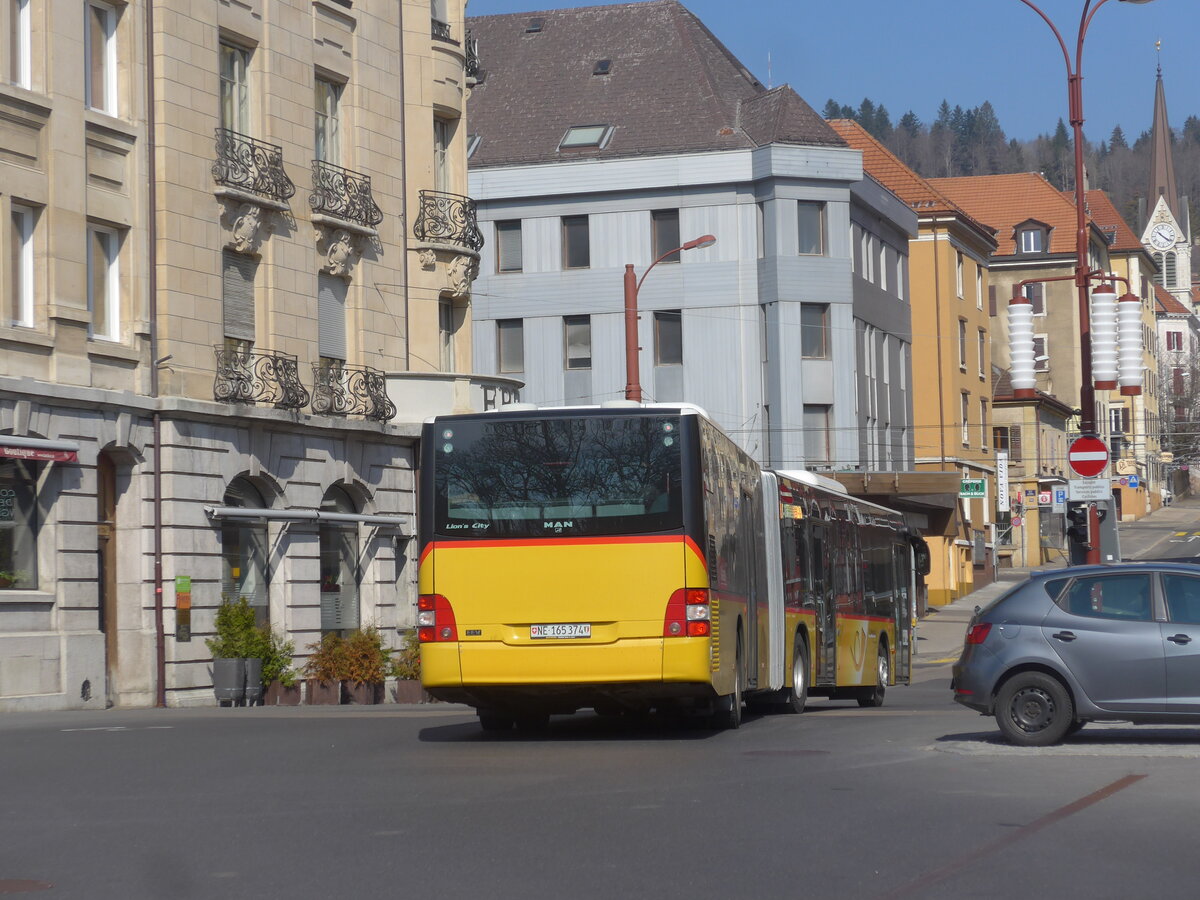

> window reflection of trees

[{"left": 437, "top": 417, "right": 680, "bottom": 534}]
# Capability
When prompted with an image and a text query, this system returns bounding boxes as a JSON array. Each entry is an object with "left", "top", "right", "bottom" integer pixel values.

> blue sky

[{"left": 465, "top": 0, "right": 1199, "bottom": 143}]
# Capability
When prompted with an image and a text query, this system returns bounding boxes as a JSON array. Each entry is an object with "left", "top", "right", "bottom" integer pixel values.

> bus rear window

[{"left": 433, "top": 415, "right": 683, "bottom": 538}]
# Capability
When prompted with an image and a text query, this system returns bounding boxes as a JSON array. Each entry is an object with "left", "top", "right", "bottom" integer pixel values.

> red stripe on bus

[{"left": 837, "top": 614, "right": 895, "bottom": 624}]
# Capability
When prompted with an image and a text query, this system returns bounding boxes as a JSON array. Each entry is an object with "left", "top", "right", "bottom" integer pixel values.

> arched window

[
  {"left": 319, "top": 485, "right": 360, "bottom": 634},
  {"left": 221, "top": 478, "right": 269, "bottom": 626}
]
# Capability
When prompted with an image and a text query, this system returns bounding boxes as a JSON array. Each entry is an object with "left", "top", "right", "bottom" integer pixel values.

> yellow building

[{"left": 829, "top": 121, "right": 998, "bottom": 608}]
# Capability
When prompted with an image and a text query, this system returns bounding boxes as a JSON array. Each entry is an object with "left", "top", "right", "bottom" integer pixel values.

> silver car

[{"left": 951, "top": 563, "right": 1200, "bottom": 746}]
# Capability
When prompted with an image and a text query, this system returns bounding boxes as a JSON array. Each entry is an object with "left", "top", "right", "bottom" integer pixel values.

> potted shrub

[
  {"left": 261, "top": 629, "right": 300, "bottom": 706},
  {"left": 206, "top": 596, "right": 264, "bottom": 706},
  {"left": 341, "top": 626, "right": 389, "bottom": 704},
  {"left": 303, "top": 632, "right": 346, "bottom": 705},
  {"left": 390, "top": 629, "right": 426, "bottom": 704}
]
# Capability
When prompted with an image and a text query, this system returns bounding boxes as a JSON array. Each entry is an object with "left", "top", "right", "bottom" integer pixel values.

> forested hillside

[{"left": 823, "top": 98, "right": 1200, "bottom": 233}]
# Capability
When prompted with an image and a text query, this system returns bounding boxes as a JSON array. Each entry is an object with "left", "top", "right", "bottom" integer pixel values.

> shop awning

[{"left": 0, "top": 436, "right": 80, "bottom": 463}]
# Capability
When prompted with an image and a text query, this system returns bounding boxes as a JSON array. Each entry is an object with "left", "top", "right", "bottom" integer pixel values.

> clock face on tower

[{"left": 1151, "top": 222, "right": 1177, "bottom": 250}]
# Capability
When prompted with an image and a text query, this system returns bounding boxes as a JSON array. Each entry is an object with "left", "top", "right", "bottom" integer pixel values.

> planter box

[
  {"left": 264, "top": 681, "right": 302, "bottom": 706},
  {"left": 213, "top": 658, "right": 246, "bottom": 706},
  {"left": 391, "top": 680, "right": 429, "bottom": 704},
  {"left": 305, "top": 679, "right": 341, "bottom": 705},
  {"left": 342, "top": 681, "right": 384, "bottom": 705},
  {"left": 244, "top": 658, "right": 264, "bottom": 706}
]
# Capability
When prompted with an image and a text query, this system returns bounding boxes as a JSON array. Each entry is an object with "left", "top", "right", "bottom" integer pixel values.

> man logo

[{"left": 544, "top": 520, "right": 573, "bottom": 533}]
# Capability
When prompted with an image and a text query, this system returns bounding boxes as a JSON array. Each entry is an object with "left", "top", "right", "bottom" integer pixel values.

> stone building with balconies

[{"left": 0, "top": 0, "right": 495, "bottom": 709}]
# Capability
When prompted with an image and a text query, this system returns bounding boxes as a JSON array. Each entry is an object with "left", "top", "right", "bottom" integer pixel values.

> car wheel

[
  {"left": 782, "top": 636, "right": 809, "bottom": 714},
  {"left": 856, "top": 642, "right": 888, "bottom": 708},
  {"left": 995, "top": 672, "right": 1074, "bottom": 747},
  {"left": 710, "top": 633, "right": 743, "bottom": 730},
  {"left": 1066, "top": 719, "right": 1085, "bottom": 736}
]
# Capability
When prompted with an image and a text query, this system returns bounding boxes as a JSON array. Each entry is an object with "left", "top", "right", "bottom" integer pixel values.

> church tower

[{"left": 1140, "top": 54, "right": 1193, "bottom": 309}]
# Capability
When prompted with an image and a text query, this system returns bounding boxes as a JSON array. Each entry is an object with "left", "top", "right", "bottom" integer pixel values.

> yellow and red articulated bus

[{"left": 418, "top": 404, "right": 927, "bottom": 732}]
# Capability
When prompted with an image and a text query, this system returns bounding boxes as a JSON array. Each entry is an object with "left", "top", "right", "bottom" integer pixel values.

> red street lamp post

[
  {"left": 1015, "top": 0, "right": 1155, "bottom": 438},
  {"left": 623, "top": 234, "right": 716, "bottom": 401}
]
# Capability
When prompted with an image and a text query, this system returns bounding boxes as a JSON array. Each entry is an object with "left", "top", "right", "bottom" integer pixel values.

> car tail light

[
  {"left": 664, "top": 588, "right": 710, "bottom": 637},
  {"left": 965, "top": 623, "right": 992, "bottom": 645},
  {"left": 417, "top": 593, "right": 458, "bottom": 642}
]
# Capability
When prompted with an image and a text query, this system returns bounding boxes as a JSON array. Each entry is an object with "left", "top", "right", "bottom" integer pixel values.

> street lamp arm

[
  {"left": 635, "top": 234, "right": 717, "bottom": 294},
  {"left": 1015, "top": 0, "right": 1074, "bottom": 74}
]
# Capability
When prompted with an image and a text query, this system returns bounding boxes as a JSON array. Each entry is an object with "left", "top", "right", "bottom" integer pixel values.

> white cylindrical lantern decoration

[
  {"left": 1090, "top": 286, "right": 1119, "bottom": 390},
  {"left": 1117, "top": 292, "right": 1144, "bottom": 396},
  {"left": 1009, "top": 293, "right": 1036, "bottom": 399}
]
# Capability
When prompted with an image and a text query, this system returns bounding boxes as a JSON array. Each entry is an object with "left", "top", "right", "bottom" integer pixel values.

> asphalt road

[{"left": 5, "top": 668, "right": 1200, "bottom": 900}]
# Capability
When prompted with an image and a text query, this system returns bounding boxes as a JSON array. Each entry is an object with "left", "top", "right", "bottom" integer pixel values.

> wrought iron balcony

[
  {"left": 213, "top": 346, "right": 310, "bottom": 410},
  {"left": 431, "top": 18, "right": 453, "bottom": 41},
  {"left": 414, "top": 190, "right": 484, "bottom": 252},
  {"left": 213, "top": 129, "right": 296, "bottom": 204},
  {"left": 309, "top": 160, "right": 384, "bottom": 229},
  {"left": 311, "top": 362, "right": 396, "bottom": 422},
  {"left": 465, "top": 31, "right": 480, "bottom": 80}
]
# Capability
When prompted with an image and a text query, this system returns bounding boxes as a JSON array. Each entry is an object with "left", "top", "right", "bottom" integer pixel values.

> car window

[
  {"left": 1162, "top": 574, "right": 1200, "bottom": 625},
  {"left": 1060, "top": 573, "right": 1153, "bottom": 621}
]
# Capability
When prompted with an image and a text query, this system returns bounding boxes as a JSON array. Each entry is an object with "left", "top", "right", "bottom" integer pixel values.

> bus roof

[{"left": 423, "top": 401, "right": 712, "bottom": 426}]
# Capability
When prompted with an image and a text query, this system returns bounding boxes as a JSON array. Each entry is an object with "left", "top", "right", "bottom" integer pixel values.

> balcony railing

[
  {"left": 413, "top": 190, "right": 484, "bottom": 252},
  {"left": 465, "top": 31, "right": 480, "bottom": 80},
  {"left": 311, "top": 362, "right": 396, "bottom": 422},
  {"left": 213, "top": 346, "right": 310, "bottom": 410},
  {"left": 213, "top": 129, "right": 296, "bottom": 204},
  {"left": 431, "top": 18, "right": 453, "bottom": 41},
  {"left": 309, "top": 160, "right": 384, "bottom": 229}
]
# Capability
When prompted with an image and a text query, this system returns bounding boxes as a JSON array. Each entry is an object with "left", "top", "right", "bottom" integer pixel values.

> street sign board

[
  {"left": 1068, "top": 436, "right": 1109, "bottom": 478},
  {"left": 959, "top": 479, "right": 986, "bottom": 499},
  {"left": 1069, "top": 478, "right": 1111, "bottom": 501}
]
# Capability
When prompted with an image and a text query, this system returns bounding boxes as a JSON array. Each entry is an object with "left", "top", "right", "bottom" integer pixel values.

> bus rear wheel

[
  {"left": 710, "top": 635, "right": 743, "bottom": 730},
  {"left": 781, "top": 637, "right": 809, "bottom": 714},
  {"left": 478, "top": 711, "right": 514, "bottom": 732},
  {"left": 856, "top": 643, "right": 888, "bottom": 708}
]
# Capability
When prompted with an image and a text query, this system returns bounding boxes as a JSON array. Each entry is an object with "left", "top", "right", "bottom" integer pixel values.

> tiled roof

[
  {"left": 466, "top": 0, "right": 844, "bottom": 168},
  {"left": 930, "top": 172, "right": 1081, "bottom": 257},
  {"left": 1155, "top": 284, "right": 1192, "bottom": 316},
  {"left": 1074, "top": 190, "right": 1144, "bottom": 253},
  {"left": 826, "top": 119, "right": 995, "bottom": 245}
]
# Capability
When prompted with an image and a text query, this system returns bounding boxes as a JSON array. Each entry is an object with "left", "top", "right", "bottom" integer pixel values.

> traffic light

[{"left": 1066, "top": 503, "right": 1091, "bottom": 547}]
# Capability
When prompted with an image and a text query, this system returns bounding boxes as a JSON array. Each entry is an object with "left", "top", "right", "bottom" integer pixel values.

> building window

[
  {"left": 220, "top": 478, "right": 269, "bottom": 626},
  {"left": 564, "top": 314, "right": 591, "bottom": 370},
  {"left": 495, "top": 220, "right": 522, "bottom": 273},
  {"left": 9, "top": 0, "right": 30, "bottom": 88},
  {"left": 1167, "top": 331, "right": 1183, "bottom": 352},
  {"left": 1022, "top": 282, "right": 1045, "bottom": 315},
  {"left": 314, "top": 77, "right": 342, "bottom": 163},
  {"left": 878, "top": 244, "right": 888, "bottom": 291},
  {"left": 87, "top": 224, "right": 119, "bottom": 341},
  {"left": 219, "top": 42, "right": 251, "bottom": 134},
  {"left": 976, "top": 266, "right": 983, "bottom": 309},
  {"left": 797, "top": 201, "right": 825, "bottom": 255},
  {"left": 317, "top": 272, "right": 347, "bottom": 361},
  {"left": 562, "top": 215, "right": 589, "bottom": 269},
  {"left": 438, "top": 299, "right": 456, "bottom": 371},
  {"left": 222, "top": 250, "right": 257, "bottom": 344},
  {"left": 961, "top": 393, "right": 970, "bottom": 446},
  {"left": 800, "top": 303, "right": 830, "bottom": 359},
  {"left": 1019, "top": 228, "right": 1044, "bottom": 253},
  {"left": 496, "top": 318, "right": 523, "bottom": 373},
  {"left": 955, "top": 251, "right": 964, "bottom": 298},
  {"left": 993, "top": 425, "right": 1022, "bottom": 462},
  {"left": 433, "top": 116, "right": 453, "bottom": 193},
  {"left": 319, "top": 485, "right": 360, "bottom": 635},
  {"left": 651, "top": 209, "right": 680, "bottom": 263},
  {"left": 0, "top": 458, "right": 36, "bottom": 589},
  {"left": 979, "top": 398, "right": 988, "bottom": 450},
  {"left": 9, "top": 203, "right": 34, "bottom": 327},
  {"left": 1172, "top": 367, "right": 1185, "bottom": 395},
  {"left": 430, "top": 0, "right": 448, "bottom": 30},
  {"left": 1033, "top": 335, "right": 1048, "bottom": 371},
  {"left": 654, "top": 310, "right": 682, "bottom": 366},
  {"left": 977, "top": 328, "right": 986, "bottom": 377},
  {"left": 86, "top": 0, "right": 117, "bottom": 114},
  {"left": 958, "top": 318, "right": 967, "bottom": 369},
  {"left": 803, "top": 404, "right": 831, "bottom": 466}
]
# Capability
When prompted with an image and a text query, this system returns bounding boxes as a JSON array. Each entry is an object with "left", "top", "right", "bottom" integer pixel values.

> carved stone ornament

[
  {"left": 447, "top": 254, "right": 479, "bottom": 300},
  {"left": 417, "top": 248, "right": 437, "bottom": 271},
  {"left": 225, "top": 203, "right": 267, "bottom": 254},
  {"left": 316, "top": 226, "right": 360, "bottom": 278}
]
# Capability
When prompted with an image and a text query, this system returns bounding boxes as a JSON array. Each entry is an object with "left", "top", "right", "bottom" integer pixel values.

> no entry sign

[{"left": 1068, "top": 436, "right": 1109, "bottom": 478}]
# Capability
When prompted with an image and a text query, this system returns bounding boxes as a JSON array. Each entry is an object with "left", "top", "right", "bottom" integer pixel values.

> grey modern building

[{"left": 466, "top": 0, "right": 916, "bottom": 470}]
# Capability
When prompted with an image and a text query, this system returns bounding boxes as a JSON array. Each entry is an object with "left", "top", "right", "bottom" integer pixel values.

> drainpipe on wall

[
  {"left": 145, "top": 0, "right": 166, "bottom": 707},
  {"left": 398, "top": 0, "right": 410, "bottom": 371}
]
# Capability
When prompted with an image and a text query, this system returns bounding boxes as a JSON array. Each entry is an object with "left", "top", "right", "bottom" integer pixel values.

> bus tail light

[
  {"left": 664, "top": 588, "right": 710, "bottom": 638},
  {"left": 418, "top": 593, "right": 458, "bottom": 642},
  {"left": 965, "top": 623, "right": 992, "bottom": 645}
]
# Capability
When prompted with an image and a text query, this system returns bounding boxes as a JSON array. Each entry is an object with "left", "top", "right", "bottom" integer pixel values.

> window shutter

[
  {"left": 1010, "top": 426, "right": 1023, "bottom": 462},
  {"left": 318, "top": 273, "right": 347, "bottom": 360},
  {"left": 222, "top": 251, "right": 257, "bottom": 342},
  {"left": 988, "top": 285, "right": 997, "bottom": 317},
  {"left": 496, "top": 222, "right": 522, "bottom": 272}
]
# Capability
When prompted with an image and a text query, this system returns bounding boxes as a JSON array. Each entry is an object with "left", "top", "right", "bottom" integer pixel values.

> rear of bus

[{"left": 417, "top": 408, "right": 721, "bottom": 727}]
